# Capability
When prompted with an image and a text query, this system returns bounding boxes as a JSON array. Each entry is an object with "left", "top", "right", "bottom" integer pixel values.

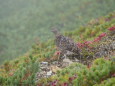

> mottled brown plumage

[{"left": 52, "top": 29, "right": 81, "bottom": 60}]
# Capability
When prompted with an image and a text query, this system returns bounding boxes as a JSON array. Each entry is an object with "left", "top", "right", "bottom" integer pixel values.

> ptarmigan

[{"left": 51, "top": 29, "right": 81, "bottom": 60}]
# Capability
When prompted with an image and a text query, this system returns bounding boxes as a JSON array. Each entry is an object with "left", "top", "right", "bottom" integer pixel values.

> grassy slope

[
  {"left": 0, "top": 0, "right": 115, "bottom": 64},
  {"left": 0, "top": 11, "right": 115, "bottom": 86}
]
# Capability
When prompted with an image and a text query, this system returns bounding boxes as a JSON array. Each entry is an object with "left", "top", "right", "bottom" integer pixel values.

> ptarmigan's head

[{"left": 51, "top": 28, "right": 60, "bottom": 36}]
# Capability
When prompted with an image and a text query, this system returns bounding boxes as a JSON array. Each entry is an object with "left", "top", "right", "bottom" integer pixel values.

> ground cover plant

[
  {"left": 0, "top": 11, "right": 115, "bottom": 86},
  {"left": 0, "top": 0, "right": 115, "bottom": 64}
]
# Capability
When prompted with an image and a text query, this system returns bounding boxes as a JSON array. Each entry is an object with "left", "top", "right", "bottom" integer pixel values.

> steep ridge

[{"left": 0, "top": 11, "right": 115, "bottom": 86}]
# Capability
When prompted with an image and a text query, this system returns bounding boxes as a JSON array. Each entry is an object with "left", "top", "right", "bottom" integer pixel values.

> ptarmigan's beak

[{"left": 51, "top": 29, "right": 58, "bottom": 34}]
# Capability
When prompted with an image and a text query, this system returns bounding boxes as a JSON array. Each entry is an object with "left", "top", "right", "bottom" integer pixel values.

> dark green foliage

[
  {"left": 94, "top": 78, "right": 115, "bottom": 86},
  {"left": 73, "top": 58, "right": 115, "bottom": 86},
  {"left": 4, "top": 61, "right": 10, "bottom": 72},
  {"left": 0, "top": 61, "right": 39, "bottom": 86},
  {"left": 36, "top": 58, "right": 115, "bottom": 86},
  {"left": 0, "top": 0, "right": 115, "bottom": 64}
]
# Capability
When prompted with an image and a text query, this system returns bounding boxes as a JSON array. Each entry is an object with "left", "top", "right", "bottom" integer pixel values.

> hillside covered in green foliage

[
  {"left": 0, "top": 0, "right": 115, "bottom": 64},
  {"left": 0, "top": 11, "right": 115, "bottom": 86}
]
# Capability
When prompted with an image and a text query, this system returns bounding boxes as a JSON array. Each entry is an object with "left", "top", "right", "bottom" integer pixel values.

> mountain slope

[{"left": 0, "top": 11, "right": 115, "bottom": 86}]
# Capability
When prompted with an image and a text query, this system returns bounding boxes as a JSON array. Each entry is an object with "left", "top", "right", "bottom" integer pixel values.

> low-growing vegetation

[
  {"left": 0, "top": 11, "right": 115, "bottom": 86},
  {"left": 0, "top": 0, "right": 115, "bottom": 64}
]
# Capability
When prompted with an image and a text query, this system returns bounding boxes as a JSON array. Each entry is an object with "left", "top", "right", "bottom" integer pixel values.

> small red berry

[
  {"left": 63, "top": 83, "right": 68, "bottom": 86},
  {"left": 55, "top": 51, "right": 61, "bottom": 55},
  {"left": 84, "top": 41, "right": 93, "bottom": 45},
  {"left": 99, "top": 33, "right": 106, "bottom": 38},
  {"left": 108, "top": 27, "right": 115, "bottom": 31},
  {"left": 93, "top": 37, "right": 101, "bottom": 42}
]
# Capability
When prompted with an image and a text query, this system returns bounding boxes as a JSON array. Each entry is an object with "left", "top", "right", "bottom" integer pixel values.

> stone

[
  {"left": 63, "top": 58, "right": 73, "bottom": 65},
  {"left": 50, "top": 65, "right": 61, "bottom": 73},
  {"left": 47, "top": 70, "right": 52, "bottom": 77}
]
